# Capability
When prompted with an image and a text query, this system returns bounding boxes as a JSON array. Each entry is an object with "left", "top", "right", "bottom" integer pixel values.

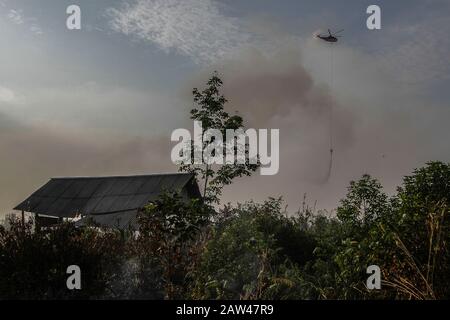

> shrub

[{"left": 0, "top": 217, "right": 124, "bottom": 299}]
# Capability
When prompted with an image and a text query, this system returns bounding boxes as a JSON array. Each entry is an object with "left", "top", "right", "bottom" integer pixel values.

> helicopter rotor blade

[{"left": 334, "top": 29, "right": 344, "bottom": 35}]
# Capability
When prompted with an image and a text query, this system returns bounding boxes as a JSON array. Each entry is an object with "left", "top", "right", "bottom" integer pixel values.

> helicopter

[{"left": 316, "top": 29, "right": 344, "bottom": 43}]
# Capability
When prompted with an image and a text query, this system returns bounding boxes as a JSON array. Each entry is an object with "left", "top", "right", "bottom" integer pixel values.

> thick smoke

[
  {"left": 0, "top": 117, "right": 176, "bottom": 216},
  {"left": 186, "top": 46, "right": 356, "bottom": 185},
  {"left": 184, "top": 42, "right": 450, "bottom": 210},
  {"left": 2, "top": 40, "right": 449, "bottom": 216}
]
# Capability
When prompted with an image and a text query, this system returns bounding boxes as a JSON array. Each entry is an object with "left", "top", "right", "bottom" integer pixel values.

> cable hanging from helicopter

[{"left": 316, "top": 28, "right": 343, "bottom": 183}]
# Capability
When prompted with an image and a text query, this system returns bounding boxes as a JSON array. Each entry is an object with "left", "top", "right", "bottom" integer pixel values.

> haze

[{"left": 1, "top": 0, "right": 449, "bottom": 217}]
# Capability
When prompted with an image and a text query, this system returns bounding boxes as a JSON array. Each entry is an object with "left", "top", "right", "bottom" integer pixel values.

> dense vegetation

[
  {"left": 1, "top": 74, "right": 448, "bottom": 299},
  {"left": 0, "top": 161, "right": 449, "bottom": 299}
]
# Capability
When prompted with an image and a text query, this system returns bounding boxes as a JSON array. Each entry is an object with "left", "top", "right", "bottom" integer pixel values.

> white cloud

[
  {"left": 0, "top": 86, "right": 18, "bottom": 103},
  {"left": 5, "top": 8, "right": 43, "bottom": 35},
  {"left": 7, "top": 9, "right": 24, "bottom": 25},
  {"left": 29, "top": 23, "right": 43, "bottom": 35},
  {"left": 107, "top": 0, "right": 251, "bottom": 64}
]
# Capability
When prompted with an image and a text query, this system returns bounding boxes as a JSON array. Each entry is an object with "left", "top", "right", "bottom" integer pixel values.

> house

[{"left": 14, "top": 173, "right": 201, "bottom": 230}]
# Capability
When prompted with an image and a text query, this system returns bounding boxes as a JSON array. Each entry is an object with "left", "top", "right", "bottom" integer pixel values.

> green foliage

[
  {"left": 130, "top": 192, "right": 212, "bottom": 299},
  {"left": 337, "top": 174, "right": 389, "bottom": 229},
  {"left": 180, "top": 72, "right": 260, "bottom": 204},
  {"left": 319, "top": 162, "right": 450, "bottom": 299},
  {"left": 0, "top": 218, "right": 124, "bottom": 299},
  {"left": 2, "top": 162, "right": 450, "bottom": 300},
  {"left": 190, "top": 198, "right": 316, "bottom": 300},
  {"left": 389, "top": 161, "right": 450, "bottom": 298},
  {"left": 331, "top": 174, "right": 393, "bottom": 298}
]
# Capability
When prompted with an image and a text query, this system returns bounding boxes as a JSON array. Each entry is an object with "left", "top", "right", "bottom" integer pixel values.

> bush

[
  {"left": 190, "top": 198, "right": 316, "bottom": 299},
  {"left": 2, "top": 162, "right": 450, "bottom": 300},
  {"left": 0, "top": 217, "right": 124, "bottom": 299},
  {"left": 127, "top": 192, "right": 212, "bottom": 299}
]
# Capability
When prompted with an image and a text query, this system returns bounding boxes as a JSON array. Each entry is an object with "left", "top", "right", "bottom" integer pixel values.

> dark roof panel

[
  {"left": 128, "top": 193, "right": 153, "bottom": 210},
  {"left": 121, "top": 177, "right": 147, "bottom": 195},
  {"left": 33, "top": 197, "right": 57, "bottom": 215},
  {"left": 59, "top": 179, "right": 88, "bottom": 198},
  {"left": 91, "top": 195, "right": 117, "bottom": 214},
  {"left": 77, "top": 179, "right": 103, "bottom": 198},
  {"left": 40, "top": 179, "right": 72, "bottom": 197},
  {"left": 137, "top": 175, "right": 164, "bottom": 193},
  {"left": 14, "top": 173, "right": 199, "bottom": 218},
  {"left": 83, "top": 196, "right": 103, "bottom": 214},
  {"left": 90, "top": 179, "right": 118, "bottom": 198}
]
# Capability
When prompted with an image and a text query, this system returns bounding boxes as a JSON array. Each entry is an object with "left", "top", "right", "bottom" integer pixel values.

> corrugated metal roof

[{"left": 14, "top": 173, "right": 200, "bottom": 218}]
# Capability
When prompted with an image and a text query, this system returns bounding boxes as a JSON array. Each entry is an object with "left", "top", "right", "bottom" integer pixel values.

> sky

[{"left": 1, "top": 0, "right": 450, "bottom": 217}]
